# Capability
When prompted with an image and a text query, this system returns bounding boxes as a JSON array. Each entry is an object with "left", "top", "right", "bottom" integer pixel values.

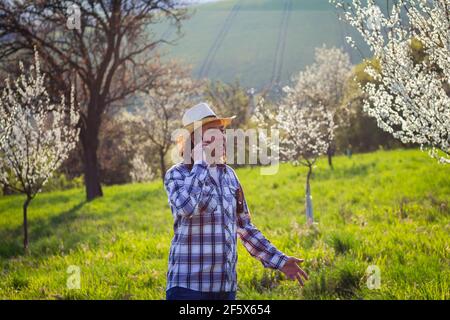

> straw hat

[{"left": 182, "top": 102, "right": 236, "bottom": 133}]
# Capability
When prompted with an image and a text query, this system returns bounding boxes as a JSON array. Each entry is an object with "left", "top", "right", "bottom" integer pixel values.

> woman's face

[{"left": 201, "top": 121, "right": 226, "bottom": 144}]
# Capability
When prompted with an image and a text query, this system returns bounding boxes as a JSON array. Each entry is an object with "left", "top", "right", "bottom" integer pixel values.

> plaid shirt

[{"left": 163, "top": 160, "right": 288, "bottom": 293}]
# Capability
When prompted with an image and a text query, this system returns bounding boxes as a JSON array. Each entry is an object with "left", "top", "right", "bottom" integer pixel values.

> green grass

[{"left": 0, "top": 149, "right": 449, "bottom": 299}]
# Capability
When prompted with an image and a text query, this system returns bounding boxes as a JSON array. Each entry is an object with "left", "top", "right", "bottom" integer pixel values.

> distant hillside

[{"left": 154, "top": 0, "right": 370, "bottom": 92}]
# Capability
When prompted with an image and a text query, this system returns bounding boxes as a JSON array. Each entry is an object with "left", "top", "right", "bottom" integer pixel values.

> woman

[{"left": 163, "top": 102, "right": 308, "bottom": 300}]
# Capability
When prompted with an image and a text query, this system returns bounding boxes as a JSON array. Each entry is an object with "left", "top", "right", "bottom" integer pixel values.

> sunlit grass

[{"left": 0, "top": 149, "right": 449, "bottom": 299}]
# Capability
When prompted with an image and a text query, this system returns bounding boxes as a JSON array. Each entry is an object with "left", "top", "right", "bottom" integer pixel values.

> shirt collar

[{"left": 181, "top": 162, "right": 227, "bottom": 172}]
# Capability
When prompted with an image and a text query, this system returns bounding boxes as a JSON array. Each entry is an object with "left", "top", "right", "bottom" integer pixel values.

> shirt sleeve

[
  {"left": 164, "top": 160, "right": 210, "bottom": 219},
  {"left": 233, "top": 172, "right": 289, "bottom": 270}
]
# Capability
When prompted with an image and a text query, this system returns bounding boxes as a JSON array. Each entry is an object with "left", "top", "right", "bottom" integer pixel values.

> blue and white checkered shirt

[{"left": 163, "top": 160, "right": 288, "bottom": 293}]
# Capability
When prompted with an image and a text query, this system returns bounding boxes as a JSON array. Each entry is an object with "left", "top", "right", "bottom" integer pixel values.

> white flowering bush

[
  {"left": 253, "top": 91, "right": 335, "bottom": 224},
  {"left": 331, "top": 0, "right": 450, "bottom": 164},
  {"left": 253, "top": 46, "right": 345, "bottom": 223},
  {"left": 291, "top": 46, "right": 352, "bottom": 112},
  {"left": 254, "top": 99, "right": 335, "bottom": 166},
  {"left": 286, "top": 46, "right": 352, "bottom": 167},
  {"left": 0, "top": 51, "right": 80, "bottom": 251}
]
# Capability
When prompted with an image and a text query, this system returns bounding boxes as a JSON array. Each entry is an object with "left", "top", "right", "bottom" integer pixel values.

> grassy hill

[
  {"left": 0, "top": 149, "right": 449, "bottom": 299},
  {"left": 154, "top": 0, "right": 368, "bottom": 91}
]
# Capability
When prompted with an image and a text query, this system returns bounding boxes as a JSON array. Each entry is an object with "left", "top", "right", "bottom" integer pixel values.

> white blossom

[
  {"left": 254, "top": 98, "right": 335, "bottom": 167},
  {"left": 331, "top": 0, "right": 450, "bottom": 164},
  {"left": 253, "top": 77, "right": 336, "bottom": 224},
  {"left": 287, "top": 46, "right": 352, "bottom": 158},
  {"left": 289, "top": 46, "right": 352, "bottom": 111},
  {"left": 253, "top": 47, "right": 343, "bottom": 166},
  {"left": 0, "top": 50, "right": 80, "bottom": 197}
]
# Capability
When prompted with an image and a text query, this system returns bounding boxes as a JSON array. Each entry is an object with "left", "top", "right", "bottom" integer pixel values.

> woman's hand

[
  {"left": 203, "top": 137, "right": 226, "bottom": 165},
  {"left": 280, "top": 256, "right": 309, "bottom": 287},
  {"left": 193, "top": 141, "right": 208, "bottom": 163}
]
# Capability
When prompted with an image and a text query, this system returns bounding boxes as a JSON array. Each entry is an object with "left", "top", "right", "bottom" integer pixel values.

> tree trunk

[
  {"left": 327, "top": 146, "right": 334, "bottom": 170},
  {"left": 83, "top": 143, "right": 103, "bottom": 201},
  {"left": 23, "top": 195, "right": 32, "bottom": 253},
  {"left": 81, "top": 98, "right": 103, "bottom": 201},
  {"left": 305, "top": 165, "right": 313, "bottom": 225}
]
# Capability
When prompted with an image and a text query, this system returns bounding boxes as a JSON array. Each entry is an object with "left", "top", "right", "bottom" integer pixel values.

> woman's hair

[{"left": 177, "top": 132, "right": 195, "bottom": 161}]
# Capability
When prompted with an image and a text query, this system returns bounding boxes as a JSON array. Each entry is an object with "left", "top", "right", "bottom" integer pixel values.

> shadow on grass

[
  {"left": 107, "top": 186, "right": 166, "bottom": 204},
  {"left": 314, "top": 162, "right": 376, "bottom": 180},
  {"left": 0, "top": 201, "right": 86, "bottom": 259}
]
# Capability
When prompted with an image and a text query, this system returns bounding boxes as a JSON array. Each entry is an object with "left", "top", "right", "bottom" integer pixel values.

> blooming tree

[
  {"left": 0, "top": 0, "right": 188, "bottom": 200},
  {"left": 0, "top": 51, "right": 80, "bottom": 252},
  {"left": 331, "top": 0, "right": 450, "bottom": 163},
  {"left": 288, "top": 46, "right": 352, "bottom": 168},
  {"left": 253, "top": 93, "right": 335, "bottom": 224}
]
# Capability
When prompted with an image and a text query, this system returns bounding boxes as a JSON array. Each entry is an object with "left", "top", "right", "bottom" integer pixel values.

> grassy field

[{"left": 0, "top": 149, "right": 449, "bottom": 300}]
